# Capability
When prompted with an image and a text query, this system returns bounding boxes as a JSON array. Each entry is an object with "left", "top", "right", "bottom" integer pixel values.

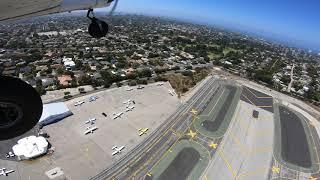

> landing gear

[
  {"left": 0, "top": 76, "right": 42, "bottom": 140},
  {"left": 87, "top": 9, "right": 109, "bottom": 38}
]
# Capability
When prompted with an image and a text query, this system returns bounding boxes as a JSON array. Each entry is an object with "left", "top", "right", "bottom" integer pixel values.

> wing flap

[{"left": 0, "top": 0, "right": 62, "bottom": 21}]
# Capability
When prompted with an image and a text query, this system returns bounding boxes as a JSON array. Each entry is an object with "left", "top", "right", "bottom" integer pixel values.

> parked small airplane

[
  {"left": 5, "top": 151, "right": 14, "bottom": 158},
  {"left": 126, "top": 88, "right": 133, "bottom": 91},
  {"left": 138, "top": 128, "right": 149, "bottom": 136},
  {"left": 84, "top": 126, "right": 98, "bottom": 135},
  {"left": 89, "top": 96, "right": 98, "bottom": 102},
  {"left": 113, "top": 112, "right": 124, "bottom": 119},
  {"left": 74, "top": 101, "right": 85, "bottom": 106},
  {"left": 85, "top": 118, "right": 96, "bottom": 125},
  {"left": 168, "top": 89, "right": 176, "bottom": 96},
  {"left": 123, "top": 99, "right": 132, "bottom": 104},
  {"left": 111, "top": 146, "right": 125, "bottom": 156},
  {"left": 0, "top": 168, "right": 14, "bottom": 176},
  {"left": 137, "top": 86, "right": 144, "bottom": 90},
  {"left": 156, "top": 82, "right": 164, "bottom": 86},
  {"left": 125, "top": 106, "right": 135, "bottom": 112}
]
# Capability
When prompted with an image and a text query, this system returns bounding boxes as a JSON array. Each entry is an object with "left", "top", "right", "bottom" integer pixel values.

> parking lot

[{"left": 0, "top": 82, "right": 180, "bottom": 180}]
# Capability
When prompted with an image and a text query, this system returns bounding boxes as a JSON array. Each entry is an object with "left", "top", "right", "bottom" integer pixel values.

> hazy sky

[{"left": 101, "top": 0, "right": 320, "bottom": 51}]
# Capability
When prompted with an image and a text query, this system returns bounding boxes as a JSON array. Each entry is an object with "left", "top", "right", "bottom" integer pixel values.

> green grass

[
  {"left": 150, "top": 140, "right": 210, "bottom": 180},
  {"left": 208, "top": 52, "right": 221, "bottom": 60},
  {"left": 223, "top": 47, "right": 238, "bottom": 55},
  {"left": 273, "top": 103, "right": 320, "bottom": 173},
  {"left": 193, "top": 85, "right": 241, "bottom": 138}
]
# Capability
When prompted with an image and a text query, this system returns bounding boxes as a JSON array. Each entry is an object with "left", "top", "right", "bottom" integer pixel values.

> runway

[{"left": 91, "top": 77, "right": 320, "bottom": 180}]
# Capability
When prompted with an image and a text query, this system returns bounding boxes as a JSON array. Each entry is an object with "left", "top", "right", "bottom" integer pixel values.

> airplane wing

[
  {"left": 112, "top": 150, "right": 119, "bottom": 156},
  {"left": 5, "top": 170, "right": 14, "bottom": 175},
  {"left": 0, "top": 0, "right": 115, "bottom": 22}
]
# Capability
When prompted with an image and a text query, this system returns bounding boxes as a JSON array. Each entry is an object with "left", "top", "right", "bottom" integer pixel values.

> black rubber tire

[
  {"left": 0, "top": 76, "right": 42, "bottom": 140},
  {"left": 88, "top": 18, "right": 109, "bottom": 38}
]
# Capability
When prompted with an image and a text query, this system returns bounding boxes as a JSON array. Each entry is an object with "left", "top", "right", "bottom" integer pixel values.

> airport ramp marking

[
  {"left": 219, "top": 150, "right": 237, "bottom": 177},
  {"left": 243, "top": 86, "right": 272, "bottom": 99},
  {"left": 199, "top": 88, "right": 225, "bottom": 117}
]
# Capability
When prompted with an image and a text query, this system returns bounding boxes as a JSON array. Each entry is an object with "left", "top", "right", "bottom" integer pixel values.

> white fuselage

[
  {"left": 111, "top": 146, "right": 125, "bottom": 155},
  {"left": 0, "top": 168, "right": 14, "bottom": 176}
]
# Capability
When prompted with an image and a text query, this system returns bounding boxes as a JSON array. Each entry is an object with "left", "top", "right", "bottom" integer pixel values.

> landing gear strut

[
  {"left": 0, "top": 76, "right": 42, "bottom": 140},
  {"left": 87, "top": 9, "right": 109, "bottom": 38}
]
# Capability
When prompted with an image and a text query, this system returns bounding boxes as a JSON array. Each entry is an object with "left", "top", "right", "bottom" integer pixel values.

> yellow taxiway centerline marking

[
  {"left": 236, "top": 167, "right": 267, "bottom": 180},
  {"left": 109, "top": 80, "right": 225, "bottom": 178},
  {"left": 219, "top": 150, "right": 236, "bottom": 177}
]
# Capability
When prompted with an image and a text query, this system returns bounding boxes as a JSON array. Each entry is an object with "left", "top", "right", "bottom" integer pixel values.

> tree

[
  {"left": 181, "top": 70, "right": 193, "bottom": 77},
  {"left": 254, "top": 70, "right": 273, "bottom": 85},
  {"left": 78, "top": 88, "right": 86, "bottom": 93},
  {"left": 35, "top": 79, "right": 46, "bottom": 95},
  {"left": 78, "top": 75, "right": 92, "bottom": 85},
  {"left": 56, "top": 68, "right": 64, "bottom": 75},
  {"left": 138, "top": 68, "right": 152, "bottom": 78},
  {"left": 128, "top": 80, "right": 137, "bottom": 86}
]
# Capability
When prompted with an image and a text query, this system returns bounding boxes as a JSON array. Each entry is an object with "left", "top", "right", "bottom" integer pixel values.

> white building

[
  {"left": 39, "top": 102, "right": 72, "bottom": 126},
  {"left": 12, "top": 136, "right": 48, "bottom": 160},
  {"left": 62, "top": 57, "right": 75, "bottom": 69}
]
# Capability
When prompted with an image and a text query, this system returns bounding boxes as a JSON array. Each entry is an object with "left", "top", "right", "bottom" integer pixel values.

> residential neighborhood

[{"left": 0, "top": 14, "right": 319, "bottom": 104}]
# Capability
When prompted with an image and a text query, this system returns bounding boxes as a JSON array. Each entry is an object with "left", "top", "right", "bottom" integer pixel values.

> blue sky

[{"left": 99, "top": 0, "right": 320, "bottom": 51}]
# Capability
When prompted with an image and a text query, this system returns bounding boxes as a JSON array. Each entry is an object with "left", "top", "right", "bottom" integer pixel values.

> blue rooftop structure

[{"left": 39, "top": 102, "right": 73, "bottom": 126}]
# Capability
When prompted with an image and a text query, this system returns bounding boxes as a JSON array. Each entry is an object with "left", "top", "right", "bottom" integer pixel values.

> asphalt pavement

[{"left": 90, "top": 76, "right": 219, "bottom": 180}]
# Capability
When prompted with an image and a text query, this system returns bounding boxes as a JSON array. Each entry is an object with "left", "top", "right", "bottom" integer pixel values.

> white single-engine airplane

[
  {"left": 111, "top": 146, "right": 125, "bottom": 156},
  {"left": 125, "top": 106, "right": 135, "bottom": 112},
  {"left": 123, "top": 99, "right": 132, "bottom": 104},
  {"left": 0, "top": 0, "right": 119, "bottom": 140},
  {"left": 113, "top": 112, "right": 124, "bottom": 119},
  {"left": 84, "top": 126, "right": 98, "bottom": 135},
  {"left": 0, "top": 168, "right": 14, "bottom": 176},
  {"left": 74, "top": 101, "right": 85, "bottom": 106},
  {"left": 85, "top": 118, "right": 97, "bottom": 125},
  {"left": 126, "top": 88, "right": 134, "bottom": 91}
]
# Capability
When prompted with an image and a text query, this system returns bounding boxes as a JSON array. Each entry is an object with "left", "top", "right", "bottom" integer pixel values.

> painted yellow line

[
  {"left": 133, "top": 134, "right": 176, "bottom": 176},
  {"left": 112, "top": 106, "right": 193, "bottom": 177},
  {"left": 190, "top": 139, "right": 211, "bottom": 159},
  {"left": 149, "top": 135, "right": 182, "bottom": 173},
  {"left": 111, "top": 80, "right": 217, "bottom": 178},
  {"left": 228, "top": 131, "right": 248, "bottom": 155},
  {"left": 205, "top": 175, "right": 208, "bottom": 180},
  {"left": 236, "top": 167, "right": 267, "bottom": 180},
  {"left": 219, "top": 150, "right": 236, "bottom": 177}
]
